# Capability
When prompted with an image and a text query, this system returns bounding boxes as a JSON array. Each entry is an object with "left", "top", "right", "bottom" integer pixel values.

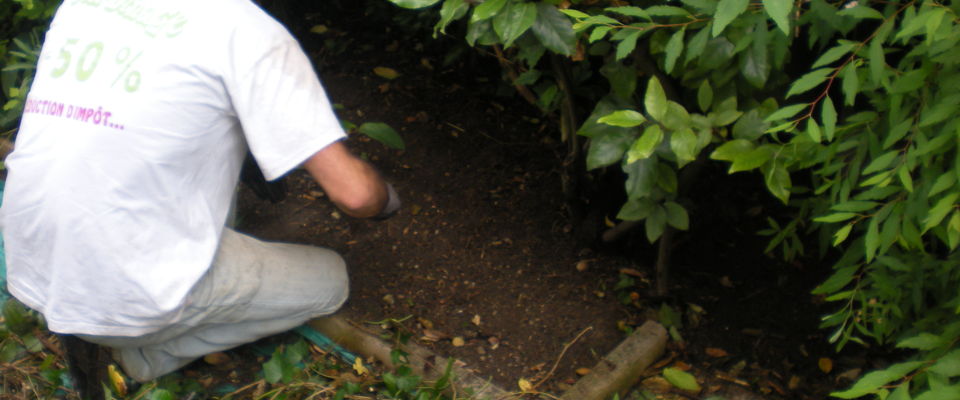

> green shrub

[{"left": 390, "top": 0, "right": 960, "bottom": 397}]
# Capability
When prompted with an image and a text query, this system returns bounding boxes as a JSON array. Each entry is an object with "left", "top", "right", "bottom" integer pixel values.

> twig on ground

[{"left": 533, "top": 326, "right": 593, "bottom": 390}]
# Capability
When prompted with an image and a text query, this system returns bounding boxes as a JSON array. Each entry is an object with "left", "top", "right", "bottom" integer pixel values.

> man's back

[{"left": 1, "top": 0, "right": 347, "bottom": 336}]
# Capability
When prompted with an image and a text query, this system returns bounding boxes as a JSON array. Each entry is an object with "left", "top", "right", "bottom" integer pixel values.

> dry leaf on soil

[
  {"left": 705, "top": 347, "right": 730, "bottom": 358},
  {"left": 374, "top": 67, "right": 400, "bottom": 80}
]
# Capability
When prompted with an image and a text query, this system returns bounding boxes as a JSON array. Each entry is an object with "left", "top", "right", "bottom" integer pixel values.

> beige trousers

[{"left": 79, "top": 228, "right": 349, "bottom": 382}]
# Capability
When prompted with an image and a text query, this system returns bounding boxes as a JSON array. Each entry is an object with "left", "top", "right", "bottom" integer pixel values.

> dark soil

[{"left": 222, "top": 2, "right": 870, "bottom": 399}]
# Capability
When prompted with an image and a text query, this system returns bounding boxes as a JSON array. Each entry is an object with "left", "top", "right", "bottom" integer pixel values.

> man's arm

[{"left": 303, "top": 141, "right": 395, "bottom": 219}]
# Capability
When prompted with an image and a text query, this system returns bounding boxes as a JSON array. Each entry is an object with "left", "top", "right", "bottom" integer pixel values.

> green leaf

[
  {"left": 685, "top": 28, "right": 711, "bottom": 64},
  {"left": 663, "top": 367, "right": 701, "bottom": 392},
  {"left": 868, "top": 38, "right": 886, "bottom": 84},
  {"left": 807, "top": 120, "right": 822, "bottom": 143},
  {"left": 897, "top": 333, "right": 946, "bottom": 351},
  {"left": 263, "top": 350, "right": 287, "bottom": 384},
  {"left": 929, "top": 172, "right": 957, "bottom": 198},
  {"left": 741, "top": 41, "right": 771, "bottom": 88},
  {"left": 646, "top": 205, "right": 667, "bottom": 242},
  {"left": 358, "top": 122, "right": 405, "bottom": 150},
  {"left": 389, "top": 0, "right": 442, "bottom": 9},
  {"left": 589, "top": 25, "right": 613, "bottom": 42},
  {"left": 732, "top": 109, "right": 770, "bottom": 141},
  {"left": 645, "top": 6, "right": 691, "bottom": 17},
  {"left": 606, "top": 6, "right": 651, "bottom": 20},
  {"left": 832, "top": 201, "right": 879, "bottom": 212},
  {"left": 814, "top": 213, "right": 858, "bottom": 223},
  {"left": 841, "top": 64, "right": 860, "bottom": 106},
  {"left": 765, "top": 163, "right": 791, "bottom": 203},
  {"left": 587, "top": 130, "right": 635, "bottom": 169},
  {"left": 713, "top": 0, "right": 749, "bottom": 37},
  {"left": 664, "top": 29, "right": 685, "bottom": 74},
  {"left": 616, "top": 30, "right": 642, "bottom": 60},
  {"left": 812, "top": 42, "right": 857, "bottom": 69},
  {"left": 919, "top": 95, "right": 960, "bottom": 127},
  {"left": 558, "top": 8, "right": 590, "bottom": 19},
  {"left": 838, "top": 5, "right": 884, "bottom": 19},
  {"left": 898, "top": 167, "right": 913, "bottom": 193},
  {"left": 765, "top": 103, "right": 807, "bottom": 122},
  {"left": 697, "top": 80, "right": 713, "bottom": 112},
  {"left": 786, "top": 68, "right": 832, "bottom": 98},
  {"left": 625, "top": 157, "right": 657, "bottom": 199},
  {"left": 833, "top": 223, "right": 854, "bottom": 245},
  {"left": 883, "top": 119, "right": 913, "bottom": 150},
  {"left": 599, "top": 110, "right": 647, "bottom": 127},
  {"left": 762, "top": 0, "right": 792, "bottom": 35},
  {"left": 665, "top": 202, "right": 690, "bottom": 230},
  {"left": 862, "top": 151, "right": 898, "bottom": 175},
  {"left": 437, "top": 0, "right": 469, "bottom": 35},
  {"left": 931, "top": 350, "right": 960, "bottom": 377},
  {"left": 670, "top": 128, "right": 698, "bottom": 167},
  {"left": 466, "top": 19, "right": 497, "bottom": 46},
  {"left": 865, "top": 217, "right": 879, "bottom": 262},
  {"left": 531, "top": 4, "right": 576, "bottom": 55},
  {"left": 627, "top": 125, "right": 663, "bottom": 163},
  {"left": 813, "top": 265, "right": 858, "bottom": 294},
  {"left": 618, "top": 198, "right": 655, "bottom": 220},
  {"left": 645, "top": 77, "right": 668, "bottom": 122},
  {"left": 822, "top": 96, "right": 837, "bottom": 142},
  {"left": 472, "top": 0, "right": 508, "bottom": 21},
  {"left": 730, "top": 145, "right": 774, "bottom": 173},
  {"left": 493, "top": 2, "right": 538, "bottom": 48},
  {"left": 923, "top": 193, "right": 960, "bottom": 232},
  {"left": 890, "top": 69, "right": 927, "bottom": 94},
  {"left": 662, "top": 101, "right": 692, "bottom": 131},
  {"left": 831, "top": 361, "right": 925, "bottom": 398},
  {"left": 710, "top": 139, "right": 755, "bottom": 161}
]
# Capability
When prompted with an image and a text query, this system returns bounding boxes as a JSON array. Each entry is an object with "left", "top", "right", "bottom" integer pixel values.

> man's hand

[{"left": 303, "top": 141, "right": 398, "bottom": 219}]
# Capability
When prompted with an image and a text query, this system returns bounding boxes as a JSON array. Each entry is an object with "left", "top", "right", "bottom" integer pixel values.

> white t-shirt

[{"left": 0, "top": 0, "right": 346, "bottom": 336}]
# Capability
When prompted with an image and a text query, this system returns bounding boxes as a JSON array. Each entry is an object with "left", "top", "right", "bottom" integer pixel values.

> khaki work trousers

[{"left": 79, "top": 228, "right": 349, "bottom": 382}]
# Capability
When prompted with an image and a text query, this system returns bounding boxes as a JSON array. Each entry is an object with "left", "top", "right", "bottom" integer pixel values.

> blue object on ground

[{"left": 294, "top": 325, "right": 358, "bottom": 365}]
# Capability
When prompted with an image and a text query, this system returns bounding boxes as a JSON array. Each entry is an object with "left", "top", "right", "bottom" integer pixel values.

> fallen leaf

[
  {"left": 374, "top": 66, "right": 400, "bottom": 80},
  {"left": 471, "top": 314, "right": 481, "bottom": 326},
  {"left": 418, "top": 317, "right": 434, "bottom": 329},
  {"left": 420, "top": 57, "right": 433, "bottom": 70},
  {"left": 518, "top": 378, "right": 533, "bottom": 392},
  {"left": 382, "top": 294, "right": 395, "bottom": 305},
  {"left": 203, "top": 352, "right": 231, "bottom": 365},
  {"left": 576, "top": 260, "right": 590, "bottom": 272},
  {"left": 705, "top": 347, "right": 730, "bottom": 358},
  {"left": 353, "top": 358, "right": 369, "bottom": 376},
  {"left": 575, "top": 367, "right": 591, "bottom": 376},
  {"left": 108, "top": 364, "right": 127, "bottom": 397},
  {"left": 788, "top": 375, "right": 801, "bottom": 390},
  {"left": 818, "top": 357, "right": 834, "bottom": 373},
  {"left": 452, "top": 337, "right": 465, "bottom": 347},
  {"left": 720, "top": 276, "right": 735, "bottom": 288},
  {"left": 604, "top": 216, "right": 616, "bottom": 228},
  {"left": 835, "top": 368, "right": 861, "bottom": 382},
  {"left": 488, "top": 336, "right": 500, "bottom": 349},
  {"left": 309, "top": 25, "right": 328, "bottom": 34},
  {"left": 421, "top": 329, "right": 447, "bottom": 342},
  {"left": 619, "top": 268, "right": 645, "bottom": 277},
  {"left": 411, "top": 205, "right": 422, "bottom": 215},
  {"left": 663, "top": 367, "right": 701, "bottom": 393}
]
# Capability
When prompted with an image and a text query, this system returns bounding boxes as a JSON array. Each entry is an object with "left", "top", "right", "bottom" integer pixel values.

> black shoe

[{"left": 58, "top": 334, "right": 111, "bottom": 400}]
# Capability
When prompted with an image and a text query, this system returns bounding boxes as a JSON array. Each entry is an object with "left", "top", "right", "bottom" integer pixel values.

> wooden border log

[
  {"left": 560, "top": 321, "right": 668, "bottom": 400},
  {"left": 307, "top": 316, "right": 510, "bottom": 399}
]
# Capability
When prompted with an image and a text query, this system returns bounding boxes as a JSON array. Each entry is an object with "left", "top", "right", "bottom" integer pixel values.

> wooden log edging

[
  {"left": 560, "top": 321, "right": 668, "bottom": 400},
  {"left": 307, "top": 316, "right": 511, "bottom": 399}
]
